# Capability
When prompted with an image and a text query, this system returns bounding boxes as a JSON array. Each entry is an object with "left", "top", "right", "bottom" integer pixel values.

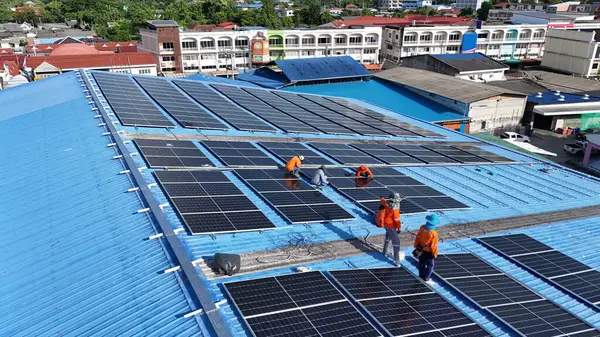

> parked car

[
  {"left": 500, "top": 132, "right": 530, "bottom": 143},
  {"left": 563, "top": 140, "right": 598, "bottom": 155}
]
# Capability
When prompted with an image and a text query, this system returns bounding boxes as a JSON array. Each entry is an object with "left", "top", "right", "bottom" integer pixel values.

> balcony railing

[
  {"left": 270, "top": 44, "right": 284, "bottom": 48},
  {"left": 286, "top": 43, "right": 300, "bottom": 47},
  {"left": 317, "top": 42, "right": 332, "bottom": 46},
  {"left": 349, "top": 41, "right": 363, "bottom": 46},
  {"left": 366, "top": 41, "right": 379, "bottom": 45}
]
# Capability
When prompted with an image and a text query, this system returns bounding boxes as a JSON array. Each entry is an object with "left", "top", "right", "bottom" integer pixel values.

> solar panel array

[
  {"left": 259, "top": 142, "right": 332, "bottom": 166},
  {"left": 423, "top": 144, "right": 490, "bottom": 164},
  {"left": 201, "top": 141, "right": 278, "bottom": 167},
  {"left": 456, "top": 145, "right": 515, "bottom": 163},
  {"left": 273, "top": 56, "right": 370, "bottom": 82},
  {"left": 330, "top": 267, "right": 491, "bottom": 337},
  {"left": 153, "top": 170, "right": 276, "bottom": 234},
  {"left": 93, "top": 72, "right": 175, "bottom": 128},
  {"left": 243, "top": 87, "right": 357, "bottom": 135},
  {"left": 434, "top": 254, "right": 599, "bottom": 337},
  {"left": 235, "top": 169, "right": 355, "bottom": 223},
  {"left": 478, "top": 234, "right": 600, "bottom": 307},
  {"left": 210, "top": 84, "right": 320, "bottom": 134},
  {"left": 223, "top": 271, "right": 381, "bottom": 337},
  {"left": 310, "top": 143, "right": 383, "bottom": 165},
  {"left": 134, "top": 76, "right": 228, "bottom": 130},
  {"left": 318, "top": 167, "right": 468, "bottom": 214},
  {"left": 133, "top": 139, "right": 212, "bottom": 168},
  {"left": 173, "top": 80, "right": 276, "bottom": 132},
  {"left": 389, "top": 145, "right": 459, "bottom": 164},
  {"left": 350, "top": 143, "right": 424, "bottom": 165},
  {"left": 327, "top": 97, "right": 444, "bottom": 138}
]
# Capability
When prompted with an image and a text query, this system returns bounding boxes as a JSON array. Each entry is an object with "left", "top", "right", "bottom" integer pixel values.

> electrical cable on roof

[{"left": 256, "top": 231, "right": 337, "bottom": 264}]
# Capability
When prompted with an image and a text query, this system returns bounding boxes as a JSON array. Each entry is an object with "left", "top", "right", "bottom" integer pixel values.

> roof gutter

[{"left": 80, "top": 70, "right": 233, "bottom": 337}]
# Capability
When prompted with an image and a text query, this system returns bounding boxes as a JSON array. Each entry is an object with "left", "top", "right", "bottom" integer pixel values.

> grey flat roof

[
  {"left": 432, "top": 53, "right": 509, "bottom": 73},
  {"left": 511, "top": 11, "right": 574, "bottom": 20},
  {"left": 487, "top": 79, "right": 548, "bottom": 95},
  {"left": 523, "top": 70, "right": 600, "bottom": 95},
  {"left": 374, "top": 67, "right": 525, "bottom": 103}
]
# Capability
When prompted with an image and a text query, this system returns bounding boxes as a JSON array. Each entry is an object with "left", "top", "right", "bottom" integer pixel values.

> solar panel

[
  {"left": 455, "top": 145, "right": 515, "bottom": 163},
  {"left": 93, "top": 72, "right": 175, "bottom": 128},
  {"left": 389, "top": 144, "right": 459, "bottom": 164},
  {"left": 259, "top": 142, "right": 332, "bottom": 166},
  {"left": 302, "top": 95, "right": 423, "bottom": 137},
  {"left": 273, "top": 56, "right": 370, "bottom": 82},
  {"left": 310, "top": 143, "right": 383, "bottom": 165},
  {"left": 210, "top": 84, "right": 320, "bottom": 134},
  {"left": 243, "top": 88, "right": 357, "bottom": 135},
  {"left": 200, "top": 140, "right": 278, "bottom": 167},
  {"left": 133, "top": 139, "right": 213, "bottom": 168},
  {"left": 133, "top": 76, "right": 228, "bottom": 130},
  {"left": 153, "top": 170, "right": 275, "bottom": 234},
  {"left": 478, "top": 234, "right": 600, "bottom": 308},
  {"left": 433, "top": 253, "right": 599, "bottom": 337},
  {"left": 327, "top": 97, "right": 445, "bottom": 138},
  {"left": 329, "top": 268, "right": 491, "bottom": 337},
  {"left": 273, "top": 91, "right": 389, "bottom": 136},
  {"left": 172, "top": 80, "right": 276, "bottom": 132},
  {"left": 423, "top": 144, "right": 491, "bottom": 164},
  {"left": 223, "top": 271, "right": 381, "bottom": 337},
  {"left": 235, "top": 168, "right": 355, "bottom": 224},
  {"left": 350, "top": 143, "right": 426, "bottom": 165}
]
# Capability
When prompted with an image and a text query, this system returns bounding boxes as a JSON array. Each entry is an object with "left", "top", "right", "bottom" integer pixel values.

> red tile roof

[
  {"left": 26, "top": 41, "right": 137, "bottom": 54},
  {"left": 495, "top": 2, "right": 509, "bottom": 7},
  {"left": 26, "top": 52, "right": 157, "bottom": 71},
  {"left": 0, "top": 48, "right": 13, "bottom": 55},
  {"left": 2, "top": 61, "right": 20, "bottom": 76},
  {"left": 332, "top": 15, "right": 473, "bottom": 27}
]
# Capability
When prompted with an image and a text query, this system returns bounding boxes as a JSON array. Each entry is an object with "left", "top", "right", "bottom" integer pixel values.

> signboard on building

[
  {"left": 251, "top": 32, "right": 270, "bottom": 64},
  {"left": 461, "top": 32, "right": 477, "bottom": 54}
]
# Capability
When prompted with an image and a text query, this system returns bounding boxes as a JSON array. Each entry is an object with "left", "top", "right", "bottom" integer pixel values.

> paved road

[{"left": 529, "top": 129, "right": 576, "bottom": 165}]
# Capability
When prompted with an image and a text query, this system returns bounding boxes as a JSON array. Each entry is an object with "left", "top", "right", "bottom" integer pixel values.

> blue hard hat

[{"left": 425, "top": 214, "right": 439, "bottom": 225}]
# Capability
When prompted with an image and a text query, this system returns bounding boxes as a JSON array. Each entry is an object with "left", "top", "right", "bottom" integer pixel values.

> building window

[
  {"left": 481, "top": 121, "right": 486, "bottom": 129},
  {"left": 446, "top": 46, "right": 459, "bottom": 52},
  {"left": 162, "top": 42, "right": 174, "bottom": 50},
  {"left": 420, "top": 34, "right": 432, "bottom": 42},
  {"left": 184, "top": 65, "right": 199, "bottom": 70},
  {"left": 434, "top": 34, "right": 445, "bottom": 42},
  {"left": 448, "top": 33, "right": 461, "bottom": 41},
  {"left": 532, "top": 30, "right": 545, "bottom": 39},
  {"left": 269, "top": 37, "right": 283, "bottom": 46},
  {"left": 478, "top": 32, "right": 488, "bottom": 39},
  {"left": 200, "top": 40, "right": 215, "bottom": 48},
  {"left": 183, "top": 54, "right": 198, "bottom": 61},
  {"left": 349, "top": 36, "right": 362, "bottom": 44},
  {"left": 161, "top": 67, "right": 176, "bottom": 72},
  {"left": 218, "top": 39, "right": 232, "bottom": 48},
  {"left": 234, "top": 52, "right": 249, "bottom": 58},
  {"left": 301, "top": 50, "right": 315, "bottom": 56},
  {"left": 302, "top": 37, "right": 315, "bottom": 45},
  {"left": 335, "top": 36, "right": 346, "bottom": 44},
  {"left": 201, "top": 65, "right": 217, "bottom": 70},
  {"left": 235, "top": 39, "right": 249, "bottom": 48},
  {"left": 365, "top": 35, "right": 377, "bottom": 43},
  {"left": 395, "top": 34, "right": 399, "bottom": 40},
  {"left": 318, "top": 37, "right": 330, "bottom": 45},
  {"left": 595, "top": 47, "right": 600, "bottom": 59},
  {"left": 364, "top": 48, "right": 376, "bottom": 54},
  {"left": 182, "top": 40, "right": 197, "bottom": 50},
  {"left": 404, "top": 34, "right": 417, "bottom": 43},
  {"left": 491, "top": 32, "right": 503, "bottom": 40},
  {"left": 387, "top": 44, "right": 393, "bottom": 50},
  {"left": 516, "top": 43, "right": 528, "bottom": 48},
  {"left": 138, "top": 69, "right": 152, "bottom": 74},
  {"left": 593, "top": 63, "right": 599, "bottom": 70},
  {"left": 162, "top": 56, "right": 175, "bottom": 62},
  {"left": 388, "top": 32, "right": 392, "bottom": 38},
  {"left": 200, "top": 54, "right": 215, "bottom": 60}
]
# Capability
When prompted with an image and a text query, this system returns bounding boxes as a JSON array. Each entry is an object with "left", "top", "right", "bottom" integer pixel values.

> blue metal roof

[
  {"left": 0, "top": 72, "right": 203, "bottom": 336},
  {"left": 273, "top": 56, "right": 370, "bottom": 82},
  {"left": 235, "top": 68, "right": 289, "bottom": 89},
  {"left": 528, "top": 91, "right": 600, "bottom": 105}
]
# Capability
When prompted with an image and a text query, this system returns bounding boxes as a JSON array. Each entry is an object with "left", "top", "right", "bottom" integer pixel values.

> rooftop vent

[
  {"left": 558, "top": 95, "right": 565, "bottom": 101},
  {"left": 536, "top": 92, "right": 543, "bottom": 98},
  {"left": 583, "top": 94, "right": 590, "bottom": 100},
  {"left": 554, "top": 90, "right": 561, "bottom": 95}
]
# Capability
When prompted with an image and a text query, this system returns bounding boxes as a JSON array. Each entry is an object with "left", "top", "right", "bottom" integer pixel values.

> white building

[
  {"left": 140, "top": 20, "right": 382, "bottom": 74},
  {"left": 401, "top": 0, "right": 433, "bottom": 9},
  {"left": 454, "top": 0, "right": 485, "bottom": 11},
  {"left": 382, "top": 24, "right": 547, "bottom": 62},
  {"left": 379, "top": 0, "right": 402, "bottom": 10},
  {"left": 541, "top": 28, "right": 600, "bottom": 78}
]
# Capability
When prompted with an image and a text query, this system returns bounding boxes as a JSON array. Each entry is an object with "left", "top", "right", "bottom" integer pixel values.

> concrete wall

[{"left": 468, "top": 95, "right": 526, "bottom": 132}]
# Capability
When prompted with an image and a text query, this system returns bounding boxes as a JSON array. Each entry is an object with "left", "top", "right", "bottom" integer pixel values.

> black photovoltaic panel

[
  {"left": 326, "top": 96, "right": 445, "bottom": 138},
  {"left": 360, "top": 200, "right": 428, "bottom": 215},
  {"left": 456, "top": 145, "right": 515, "bottom": 163},
  {"left": 133, "top": 76, "right": 228, "bottom": 130},
  {"left": 273, "top": 91, "right": 388, "bottom": 136},
  {"left": 210, "top": 84, "right": 320, "bottom": 134},
  {"left": 350, "top": 143, "right": 425, "bottom": 164},
  {"left": 389, "top": 144, "right": 458, "bottom": 164},
  {"left": 235, "top": 169, "right": 355, "bottom": 224},
  {"left": 301, "top": 94, "right": 421, "bottom": 137},
  {"left": 433, "top": 253, "right": 599, "bottom": 337},
  {"left": 244, "top": 88, "right": 357, "bottom": 135},
  {"left": 224, "top": 271, "right": 381, "bottom": 337},
  {"left": 310, "top": 142, "right": 383, "bottom": 165},
  {"left": 173, "top": 80, "right": 276, "bottom": 132},
  {"left": 133, "top": 139, "right": 213, "bottom": 168},
  {"left": 201, "top": 141, "right": 278, "bottom": 167},
  {"left": 424, "top": 144, "right": 491, "bottom": 164},
  {"left": 478, "top": 234, "right": 600, "bottom": 307},
  {"left": 93, "top": 72, "right": 175, "bottom": 128},
  {"left": 153, "top": 170, "right": 275, "bottom": 234},
  {"left": 259, "top": 142, "right": 332, "bottom": 166},
  {"left": 330, "top": 268, "right": 491, "bottom": 337}
]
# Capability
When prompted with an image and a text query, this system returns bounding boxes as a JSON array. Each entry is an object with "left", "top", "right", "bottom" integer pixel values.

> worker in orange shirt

[
  {"left": 375, "top": 193, "right": 402, "bottom": 266},
  {"left": 285, "top": 155, "right": 304, "bottom": 177},
  {"left": 414, "top": 214, "right": 439, "bottom": 285},
  {"left": 355, "top": 165, "right": 374, "bottom": 187}
]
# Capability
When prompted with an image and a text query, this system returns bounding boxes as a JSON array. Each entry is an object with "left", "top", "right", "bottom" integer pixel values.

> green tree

[
  {"left": 298, "top": 0, "right": 321, "bottom": 26},
  {"left": 42, "top": 0, "right": 64, "bottom": 22},
  {"left": 476, "top": 1, "right": 493, "bottom": 20},
  {"left": 202, "top": 0, "right": 236, "bottom": 24},
  {"left": 0, "top": 1, "right": 13, "bottom": 22},
  {"left": 163, "top": 0, "right": 192, "bottom": 26},
  {"left": 320, "top": 10, "right": 333, "bottom": 24},
  {"left": 459, "top": 7, "right": 473, "bottom": 16},
  {"left": 360, "top": 7, "right": 373, "bottom": 15},
  {"left": 14, "top": 7, "right": 39, "bottom": 24},
  {"left": 100, "top": 20, "right": 133, "bottom": 41},
  {"left": 236, "top": 9, "right": 260, "bottom": 26},
  {"left": 281, "top": 15, "right": 293, "bottom": 27},
  {"left": 392, "top": 10, "right": 407, "bottom": 18},
  {"left": 257, "top": 0, "right": 281, "bottom": 29},
  {"left": 126, "top": 1, "right": 156, "bottom": 25}
]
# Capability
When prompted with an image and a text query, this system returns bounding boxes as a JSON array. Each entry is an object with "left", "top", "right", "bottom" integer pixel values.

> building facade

[
  {"left": 378, "top": 0, "right": 402, "bottom": 10},
  {"left": 382, "top": 24, "right": 547, "bottom": 62},
  {"left": 454, "top": 0, "right": 484, "bottom": 10},
  {"left": 541, "top": 28, "right": 600, "bottom": 78},
  {"left": 139, "top": 20, "right": 382, "bottom": 74}
]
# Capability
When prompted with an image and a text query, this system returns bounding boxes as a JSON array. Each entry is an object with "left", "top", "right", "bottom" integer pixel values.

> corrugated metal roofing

[
  {"left": 273, "top": 56, "right": 370, "bottom": 82},
  {"left": 235, "top": 68, "right": 289, "bottom": 88},
  {"left": 0, "top": 72, "right": 203, "bottom": 336}
]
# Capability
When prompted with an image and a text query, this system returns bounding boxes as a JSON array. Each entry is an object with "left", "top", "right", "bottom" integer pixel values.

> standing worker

[
  {"left": 285, "top": 155, "right": 304, "bottom": 177},
  {"left": 311, "top": 165, "right": 329, "bottom": 189},
  {"left": 414, "top": 214, "right": 439, "bottom": 285},
  {"left": 375, "top": 193, "right": 402, "bottom": 266}
]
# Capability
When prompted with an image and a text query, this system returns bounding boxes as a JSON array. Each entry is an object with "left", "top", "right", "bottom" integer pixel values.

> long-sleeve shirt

[
  {"left": 378, "top": 197, "right": 401, "bottom": 230},
  {"left": 414, "top": 225, "right": 439, "bottom": 258},
  {"left": 356, "top": 166, "right": 374, "bottom": 179},
  {"left": 285, "top": 156, "right": 302, "bottom": 172},
  {"left": 311, "top": 169, "right": 328, "bottom": 185}
]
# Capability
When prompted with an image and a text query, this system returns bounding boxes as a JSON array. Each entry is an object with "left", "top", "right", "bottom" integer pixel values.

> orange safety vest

[
  {"left": 285, "top": 156, "right": 301, "bottom": 172},
  {"left": 376, "top": 197, "right": 401, "bottom": 230},
  {"left": 356, "top": 166, "right": 373, "bottom": 178},
  {"left": 414, "top": 225, "right": 439, "bottom": 258}
]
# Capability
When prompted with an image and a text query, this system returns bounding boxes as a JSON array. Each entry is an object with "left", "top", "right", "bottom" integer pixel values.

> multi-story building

[
  {"left": 378, "top": 0, "right": 402, "bottom": 10},
  {"left": 382, "top": 24, "right": 547, "bottom": 62},
  {"left": 454, "top": 0, "right": 485, "bottom": 11},
  {"left": 541, "top": 28, "right": 600, "bottom": 78},
  {"left": 139, "top": 20, "right": 382, "bottom": 74},
  {"left": 400, "top": 0, "right": 433, "bottom": 9}
]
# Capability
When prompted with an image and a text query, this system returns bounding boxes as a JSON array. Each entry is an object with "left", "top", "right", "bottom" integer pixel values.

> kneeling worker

[
  {"left": 311, "top": 165, "right": 329, "bottom": 189},
  {"left": 376, "top": 193, "right": 402, "bottom": 266},
  {"left": 356, "top": 165, "right": 374, "bottom": 179},
  {"left": 285, "top": 155, "right": 304, "bottom": 177}
]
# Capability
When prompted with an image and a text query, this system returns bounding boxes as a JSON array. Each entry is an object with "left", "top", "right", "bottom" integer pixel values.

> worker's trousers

[
  {"left": 382, "top": 228, "right": 400, "bottom": 265},
  {"left": 418, "top": 251, "right": 435, "bottom": 281}
]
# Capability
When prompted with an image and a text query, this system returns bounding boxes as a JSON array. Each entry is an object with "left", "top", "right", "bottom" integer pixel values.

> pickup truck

[{"left": 563, "top": 141, "right": 598, "bottom": 155}]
